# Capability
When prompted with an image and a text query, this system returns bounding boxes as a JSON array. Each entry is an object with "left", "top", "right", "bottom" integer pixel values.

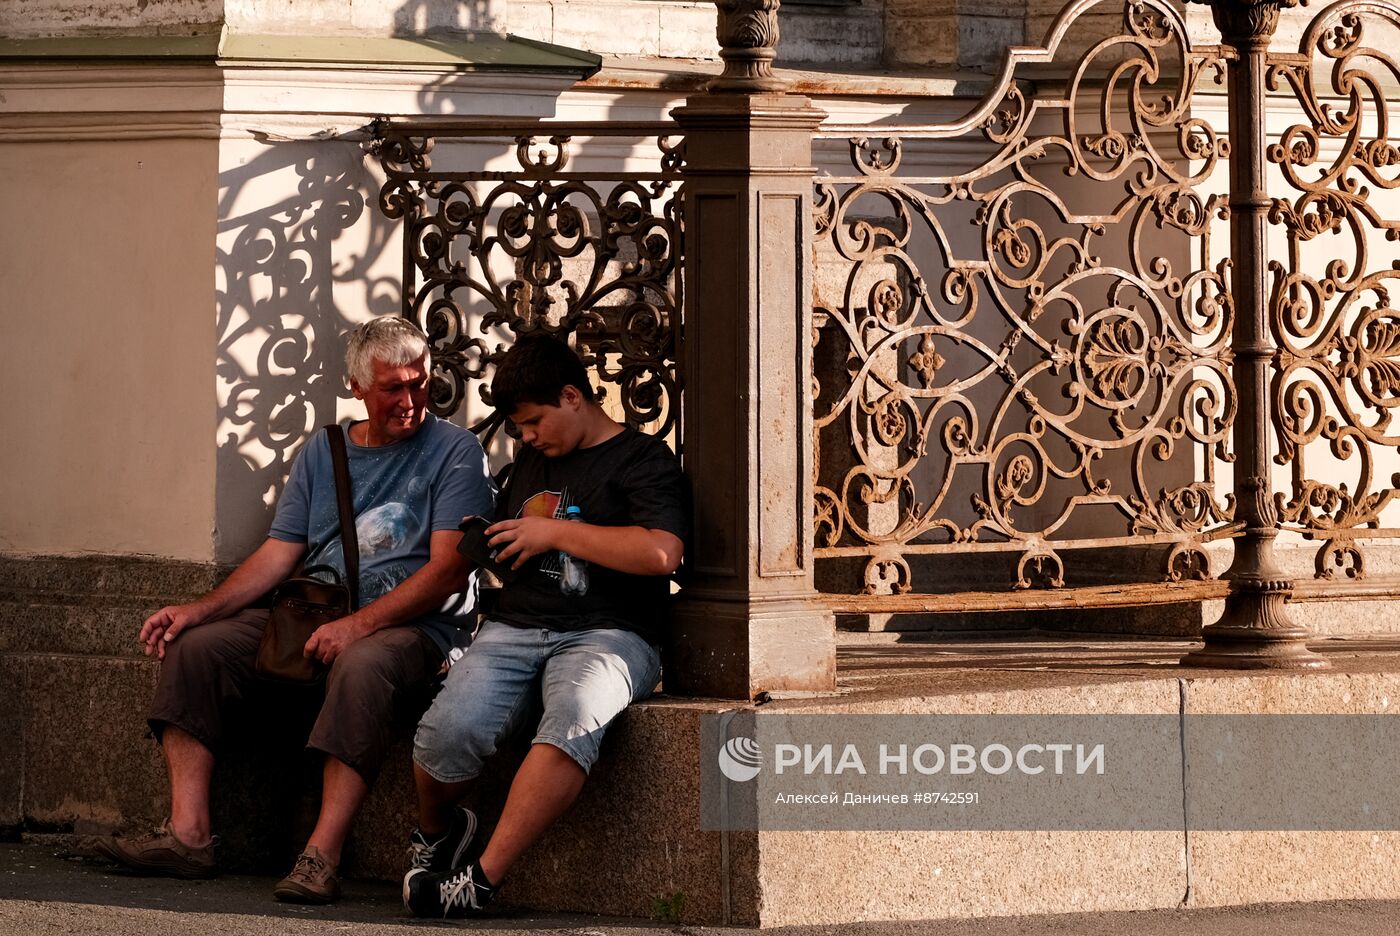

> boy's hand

[{"left": 487, "top": 517, "right": 564, "bottom": 570}]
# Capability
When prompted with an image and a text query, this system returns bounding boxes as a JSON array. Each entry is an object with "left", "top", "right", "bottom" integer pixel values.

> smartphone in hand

[{"left": 457, "top": 516, "right": 521, "bottom": 583}]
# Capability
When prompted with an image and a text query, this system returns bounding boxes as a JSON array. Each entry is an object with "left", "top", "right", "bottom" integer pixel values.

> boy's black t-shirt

[{"left": 491, "top": 427, "right": 688, "bottom": 644}]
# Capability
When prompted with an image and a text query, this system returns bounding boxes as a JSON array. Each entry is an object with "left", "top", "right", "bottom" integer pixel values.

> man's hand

[
  {"left": 140, "top": 603, "right": 212, "bottom": 659},
  {"left": 487, "top": 517, "right": 564, "bottom": 570},
  {"left": 137, "top": 538, "right": 305, "bottom": 661},
  {"left": 304, "top": 616, "right": 372, "bottom": 666}
]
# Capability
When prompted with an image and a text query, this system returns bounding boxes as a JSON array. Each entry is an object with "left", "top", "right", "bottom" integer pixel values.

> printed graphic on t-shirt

[
  {"left": 356, "top": 501, "right": 414, "bottom": 555},
  {"left": 319, "top": 494, "right": 424, "bottom": 602},
  {"left": 518, "top": 488, "right": 572, "bottom": 579}
]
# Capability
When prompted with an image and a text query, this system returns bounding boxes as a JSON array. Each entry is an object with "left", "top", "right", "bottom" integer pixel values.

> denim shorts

[{"left": 413, "top": 619, "right": 661, "bottom": 781}]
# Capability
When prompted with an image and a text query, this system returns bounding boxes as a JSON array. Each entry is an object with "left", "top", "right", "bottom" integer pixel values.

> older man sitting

[{"left": 97, "top": 317, "right": 495, "bottom": 904}]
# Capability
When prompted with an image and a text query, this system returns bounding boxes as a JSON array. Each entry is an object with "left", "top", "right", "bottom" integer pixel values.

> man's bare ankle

[
  {"left": 169, "top": 821, "right": 212, "bottom": 850},
  {"left": 304, "top": 841, "right": 341, "bottom": 866}
]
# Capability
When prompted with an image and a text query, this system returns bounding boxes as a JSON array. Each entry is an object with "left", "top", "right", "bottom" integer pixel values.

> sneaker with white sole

[
  {"left": 402, "top": 863, "right": 497, "bottom": 918},
  {"left": 405, "top": 806, "right": 478, "bottom": 874}
]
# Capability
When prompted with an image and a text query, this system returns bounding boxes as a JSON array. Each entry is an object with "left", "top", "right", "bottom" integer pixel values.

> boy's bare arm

[{"left": 486, "top": 516, "right": 682, "bottom": 576}]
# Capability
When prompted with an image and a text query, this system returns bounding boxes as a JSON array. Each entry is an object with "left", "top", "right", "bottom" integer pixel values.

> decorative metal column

[
  {"left": 1181, "top": 0, "right": 1329, "bottom": 669},
  {"left": 665, "top": 0, "right": 837, "bottom": 698}
]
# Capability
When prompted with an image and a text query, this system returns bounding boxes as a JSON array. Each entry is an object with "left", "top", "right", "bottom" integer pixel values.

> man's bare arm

[
  {"left": 486, "top": 517, "right": 683, "bottom": 576},
  {"left": 303, "top": 529, "right": 471, "bottom": 665},
  {"left": 140, "top": 537, "right": 306, "bottom": 658}
]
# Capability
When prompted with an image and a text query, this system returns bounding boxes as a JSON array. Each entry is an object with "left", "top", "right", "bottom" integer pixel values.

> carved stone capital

[{"left": 711, "top": 0, "right": 787, "bottom": 93}]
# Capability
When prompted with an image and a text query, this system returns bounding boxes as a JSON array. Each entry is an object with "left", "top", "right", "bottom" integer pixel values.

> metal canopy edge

[{"left": 0, "top": 30, "right": 600, "bottom": 77}]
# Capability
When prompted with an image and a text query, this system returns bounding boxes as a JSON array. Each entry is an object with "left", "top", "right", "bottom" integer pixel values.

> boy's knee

[
  {"left": 413, "top": 705, "right": 494, "bottom": 782},
  {"left": 533, "top": 689, "right": 634, "bottom": 775},
  {"left": 532, "top": 732, "right": 602, "bottom": 776}
]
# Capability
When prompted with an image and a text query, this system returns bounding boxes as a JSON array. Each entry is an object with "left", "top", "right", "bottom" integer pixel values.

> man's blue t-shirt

[{"left": 268, "top": 414, "right": 496, "bottom": 654}]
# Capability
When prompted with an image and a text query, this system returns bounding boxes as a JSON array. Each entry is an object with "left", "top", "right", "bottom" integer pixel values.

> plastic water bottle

[{"left": 559, "top": 506, "right": 589, "bottom": 597}]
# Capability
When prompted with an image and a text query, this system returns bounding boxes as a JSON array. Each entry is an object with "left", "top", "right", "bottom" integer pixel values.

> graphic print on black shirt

[
  {"left": 491, "top": 427, "right": 688, "bottom": 645},
  {"left": 515, "top": 487, "right": 575, "bottom": 581}
]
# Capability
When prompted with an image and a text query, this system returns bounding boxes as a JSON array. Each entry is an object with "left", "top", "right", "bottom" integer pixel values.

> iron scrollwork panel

[
  {"left": 1268, "top": 1, "right": 1400, "bottom": 580},
  {"left": 812, "top": 0, "right": 1236, "bottom": 598},
  {"left": 373, "top": 125, "right": 684, "bottom": 439}
]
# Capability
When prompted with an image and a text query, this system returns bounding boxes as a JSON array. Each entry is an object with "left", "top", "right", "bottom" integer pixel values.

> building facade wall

[{"left": 0, "top": 134, "right": 219, "bottom": 560}]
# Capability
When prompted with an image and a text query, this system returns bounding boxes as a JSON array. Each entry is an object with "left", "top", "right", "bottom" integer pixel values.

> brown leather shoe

[
  {"left": 273, "top": 845, "right": 341, "bottom": 904},
  {"left": 94, "top": 820, "right": 218, "bottom": 879}
]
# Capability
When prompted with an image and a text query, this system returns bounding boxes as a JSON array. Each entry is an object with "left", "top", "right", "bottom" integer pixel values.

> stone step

[
  {"left": 0, "top": 555, "right": 223, "bottom": 657},
  {"left": 0, "top": 554, "right": 227, "bottom": 601},
  {"left": 0, "top": 600, "right": 156, "bottom": 657}
]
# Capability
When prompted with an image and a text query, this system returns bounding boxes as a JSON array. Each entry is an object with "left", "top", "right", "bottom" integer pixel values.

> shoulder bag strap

[{"left": 325, "top": 424, "right": 360, "bottom": 610}]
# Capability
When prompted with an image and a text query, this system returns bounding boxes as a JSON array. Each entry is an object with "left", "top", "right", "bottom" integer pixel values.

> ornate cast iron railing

[
  {"left": 1267, "top": 2, "right": 1400, "bottom": 581},
  {"left": 811, "top": 0, "right": 1236, "bottom": 610},
  {"left": 365, "top": 0, "right": 1400, "bottom": 670},
  {"left": 371, "top": 121, "right": 684, "bottom": 440},
  {"left": 810, "top": 0, "right": 1400, "bottom": 663}
]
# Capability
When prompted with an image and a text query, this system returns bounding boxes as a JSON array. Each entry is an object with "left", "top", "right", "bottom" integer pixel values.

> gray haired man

[{"left": 97, "top": 318, "right": 496, "bottom": 904}]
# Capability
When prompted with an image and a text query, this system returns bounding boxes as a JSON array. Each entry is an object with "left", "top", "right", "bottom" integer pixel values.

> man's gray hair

[{"left": 345, "top": 317, "right": 431, "bottom": 389}]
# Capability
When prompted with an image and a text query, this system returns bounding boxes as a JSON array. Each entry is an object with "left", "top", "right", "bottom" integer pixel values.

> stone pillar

[{"left": 664, "top": 1, "right": 836, "bottom": 699}]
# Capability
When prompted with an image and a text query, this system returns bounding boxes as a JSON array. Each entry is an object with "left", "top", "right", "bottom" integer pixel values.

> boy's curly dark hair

[{"left": 490, "top": 335, "right": 594, "bottom": 415}]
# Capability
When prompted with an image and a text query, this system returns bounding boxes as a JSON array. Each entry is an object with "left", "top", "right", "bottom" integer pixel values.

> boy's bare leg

[
  {"left": 414, "top": 762, "right": 473, "bottom": 837},
  {"left": 477, "top": 743, "right": 585, "bottom": 884}
]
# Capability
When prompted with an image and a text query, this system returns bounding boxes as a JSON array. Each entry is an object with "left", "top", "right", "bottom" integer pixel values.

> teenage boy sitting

[{"left": 402, "top": 335, "right": 687, "bottom": 917}]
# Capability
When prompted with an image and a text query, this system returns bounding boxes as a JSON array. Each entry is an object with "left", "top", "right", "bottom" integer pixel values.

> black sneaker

[
  {"left": 405, "top": 806, "right": 478, "bottom": 874},
  {"left": 402, "top": 864, "right": 496, "bottom": 918}
]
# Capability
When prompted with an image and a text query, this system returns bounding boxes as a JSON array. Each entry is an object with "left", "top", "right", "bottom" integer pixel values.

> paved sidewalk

[{"left": 0, "top": 842, "right": 1396, "bottom": 935}]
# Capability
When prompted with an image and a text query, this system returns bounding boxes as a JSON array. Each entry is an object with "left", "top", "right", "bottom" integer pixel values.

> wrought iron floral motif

[
  {"left": 371, "top": 123, "right": 684, "bottom": 437},
  {"left": 1267, "top": 0, "right": 1400, "bottom": 579},
  {"left": 811, "top": 0, "right": 1234, "bottom": 597}
]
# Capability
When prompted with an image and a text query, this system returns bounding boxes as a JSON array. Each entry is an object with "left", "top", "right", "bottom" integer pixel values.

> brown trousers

[{"left": 146, "top": 607, "right": 443, "bottom": 783}]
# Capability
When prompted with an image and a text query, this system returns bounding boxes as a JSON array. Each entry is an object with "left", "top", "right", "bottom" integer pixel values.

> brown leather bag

[{"left": 255, "top": 425, "right": 360, "bottom": 684}]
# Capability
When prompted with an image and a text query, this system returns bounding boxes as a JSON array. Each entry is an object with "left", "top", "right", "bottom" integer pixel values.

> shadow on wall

[
  {"left": 393, "top": 0, "right": 551, "bottom": 116},
  {"left": 391, "top": 0, "right": 499, "bottom": 35},
  {"left": 214, "top": 141, "right": 400, "bottom": 563},
  {"left": 213, "top": 0, "right": 579, "bottom": 563}
]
